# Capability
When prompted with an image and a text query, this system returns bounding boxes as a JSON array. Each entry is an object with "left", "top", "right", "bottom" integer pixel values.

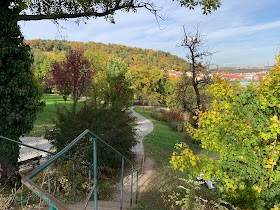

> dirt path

[
  {"left": 130, "top": 106, "right": 154, "bottom": 155},
  {"left": 130, "top": 107, "right": 157, "bottom": 193},
  {"left": 111, "top": 107, "right": 156, "bottom": 204}
]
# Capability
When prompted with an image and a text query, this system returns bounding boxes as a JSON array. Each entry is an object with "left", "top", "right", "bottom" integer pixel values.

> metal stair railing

[
  {"left": 0, "top": 129, "right": 140, "bottom": 210},
  {"left": 83, "top": 184, "right": 96, "bottom": 210},
  {"left": 21, "top": 176, "right": 69, "bottom": 210}
]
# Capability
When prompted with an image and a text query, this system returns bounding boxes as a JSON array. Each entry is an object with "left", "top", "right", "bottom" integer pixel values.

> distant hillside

[{"left": 26, "top": 39, "right": 189, "bottom": 72}]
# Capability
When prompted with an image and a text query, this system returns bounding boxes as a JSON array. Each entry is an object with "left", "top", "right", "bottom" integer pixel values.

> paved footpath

[
  {"left": 19, "top": 136, "right": 53, "bottom": 162},
  {"left": 130, "top": 106, "right": 154, "bottom": 155}
]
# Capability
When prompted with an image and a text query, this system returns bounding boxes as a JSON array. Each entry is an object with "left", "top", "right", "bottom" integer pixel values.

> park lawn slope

[{"left": 134, "top": 107, "right": 184, "bottom": 165}]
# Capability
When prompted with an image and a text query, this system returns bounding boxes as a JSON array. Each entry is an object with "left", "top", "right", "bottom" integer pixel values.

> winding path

[{"left": 130, "top": 106, "right": 154, "bottom": 155}]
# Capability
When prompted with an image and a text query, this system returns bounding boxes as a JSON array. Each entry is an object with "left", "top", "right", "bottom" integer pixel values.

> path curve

[
  {"left": 111, "top": 107, "right": 156, "bottom": 204},
  {"left": 130, "top": 106, "right": 154, "bottom": 155}
]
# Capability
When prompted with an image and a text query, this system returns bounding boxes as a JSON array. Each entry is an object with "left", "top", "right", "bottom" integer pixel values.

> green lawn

[
  {"left": 134, "top": 107, "right": 203, "bottom": 165},
  {"left": 28, "top": 94, "right": 82, "bottom": 137},
  {"left": 134, "top": 107, "right": 184, "bottom": 165}
]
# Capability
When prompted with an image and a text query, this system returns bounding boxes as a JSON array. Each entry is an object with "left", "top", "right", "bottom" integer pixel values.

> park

[{"left": 1, "top": 0, "right": 280, "bottom": 209}]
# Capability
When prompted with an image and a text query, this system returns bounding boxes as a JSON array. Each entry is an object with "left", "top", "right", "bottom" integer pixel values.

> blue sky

[{"left": 19, "top": 0, "right": 280, "bottom": 67}]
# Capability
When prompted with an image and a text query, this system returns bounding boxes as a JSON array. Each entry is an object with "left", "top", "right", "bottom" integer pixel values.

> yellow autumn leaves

[
  {"left": 253, "top": 185, "right": 262, "bottom": 194},
  {"left": 170, "top": 143, "right": 198, "bottom": 172}
]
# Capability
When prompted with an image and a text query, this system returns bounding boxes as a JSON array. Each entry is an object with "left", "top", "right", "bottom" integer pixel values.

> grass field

[{"left": 28, "top": 94, "right": 82, "bottom": 137}]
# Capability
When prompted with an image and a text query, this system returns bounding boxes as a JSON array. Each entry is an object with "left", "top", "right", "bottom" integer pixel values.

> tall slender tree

[
  {"left": 0, "top": 1, "right": 41, "bottom": 183},
  {"left": 179, "top": 26, "right": 212, "bottom": 127}
]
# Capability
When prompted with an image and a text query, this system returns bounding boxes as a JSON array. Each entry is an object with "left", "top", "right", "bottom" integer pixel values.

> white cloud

[{"left": 207, "top": 20, "right": 280, "bottom": 40}]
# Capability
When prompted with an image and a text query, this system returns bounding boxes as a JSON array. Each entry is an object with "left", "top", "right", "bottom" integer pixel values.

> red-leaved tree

[{"left": 48, "top": 49, "right": 91, "bottom": 110}]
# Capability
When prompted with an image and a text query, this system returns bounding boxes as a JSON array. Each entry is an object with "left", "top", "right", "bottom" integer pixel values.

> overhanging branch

[
  {"left": 17, "top": 1, "right": 160, "bottom": 21},
  {"left": 19, "top": 11, "right": 114, "bottom": 21}
]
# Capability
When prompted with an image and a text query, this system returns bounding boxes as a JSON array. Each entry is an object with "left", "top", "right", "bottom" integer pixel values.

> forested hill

[{"left": 26, "top": 39, "right": 189, "bottom": 71}]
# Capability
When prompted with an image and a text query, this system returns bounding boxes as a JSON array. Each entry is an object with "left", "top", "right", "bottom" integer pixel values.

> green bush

[{"left": 46, "top": 105, "right": 137, "bottom": 169}]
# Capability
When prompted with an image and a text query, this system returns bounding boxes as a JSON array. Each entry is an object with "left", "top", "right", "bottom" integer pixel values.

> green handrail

[
  {"left": 21, "top": 176, "right": 69, "bottom": 210},
  {"left": 0, "top": 135, "right": 91, "bottom": 167},
  {"left": 0, "top": 129, "right": 140, "bottom": 210}
]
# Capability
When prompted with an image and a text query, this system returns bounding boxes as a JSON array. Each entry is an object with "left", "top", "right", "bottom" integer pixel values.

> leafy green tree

[
  {"left": 0, "top": 2, "right": 41, "bottom": 182},
  {"left": 171, "top": 56, "right": 280, "bottom": 209},
  {"left": 105, "top": 58, "right": 134, "bottom": 109},
  {"left": 15, "top": 0, "right": 220, "bottom": 21},
  {"left": 46, "top": 104, "right": 137, "bottom": 169},
  {"left": 85, "top": 52, "right": 133, "bottom": 109},
  {"left": 32, "top": 50, "right": 54, "bottom": 91},
  {"left": 84, "top": 49, "right": 108, "bottom": 105}
]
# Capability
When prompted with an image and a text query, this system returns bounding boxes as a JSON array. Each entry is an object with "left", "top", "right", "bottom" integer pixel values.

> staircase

[
  {"left": 37, "top": 201, "right": 131, "bottom": 210},
  {"left": 0, "top": 130, "right": 140, "bottom": 210},
  {"left": 68, "top": 201, "right": 131, "bottom": 210}
]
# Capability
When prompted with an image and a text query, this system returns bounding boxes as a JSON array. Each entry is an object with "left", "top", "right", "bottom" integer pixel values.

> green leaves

[
  {"left": 171, "top": 57, "right": 280, "bottom": 208},
  {"left": 18, "top": 0, "right": 221, "bottom": 21},
  {"left": 0, "top": 5, "right": 42, "bottom": 177},
  {"left": 16, "top": 0, "right": 28, "bottom": 12},
  {"left": 177, "top": 0, "right": 221, "bottom": 15}
]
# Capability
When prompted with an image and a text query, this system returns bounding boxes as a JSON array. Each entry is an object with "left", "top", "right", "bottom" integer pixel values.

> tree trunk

[
  {"left": 191, "top": 65, "right": 201, "bottom": 128},
  {"left": 73, "top": 89, "right": 78, "bottom": 111}
]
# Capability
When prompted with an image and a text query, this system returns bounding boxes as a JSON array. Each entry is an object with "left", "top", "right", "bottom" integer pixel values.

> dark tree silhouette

[{"left": 179, "top": 26, "right": 213, "bottom": 127}]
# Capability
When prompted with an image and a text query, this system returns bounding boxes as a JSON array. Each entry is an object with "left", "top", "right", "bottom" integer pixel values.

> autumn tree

[
  {"left": 48, "top": 49, "right": 91, "bottom": 110},
  {"left": 166, "top": 76, "right": 194, "bottom": 111},
  {"left": 132, "top": 67, "right": 167, "bottom": 105},
  {"left": 170, "top": 56, "right": 280, "bottom": 209},
  {"left": 179, "top": 26, "right": 212, "bottom": 127}
]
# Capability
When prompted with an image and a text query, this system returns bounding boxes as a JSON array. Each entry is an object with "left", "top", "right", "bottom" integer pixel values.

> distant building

[{"left": 167, "top": 67, "right": 271, "bottom": 82}]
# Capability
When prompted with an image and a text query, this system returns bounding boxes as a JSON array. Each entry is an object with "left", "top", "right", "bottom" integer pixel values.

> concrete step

[
  {"left": 68, "top": 200, "right": 132, "bottom": 210},
  {"left": 37, "top": 200, "right": 132, "bottom": 210}
]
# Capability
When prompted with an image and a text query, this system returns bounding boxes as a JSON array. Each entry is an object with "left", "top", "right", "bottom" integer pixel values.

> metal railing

[{"left": 0, "top": 129, "right": 140, "bottom": 210}]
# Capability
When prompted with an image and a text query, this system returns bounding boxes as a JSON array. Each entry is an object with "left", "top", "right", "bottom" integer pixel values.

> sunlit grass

[{"left": 28, "top": 94, "right": 83, "bottom": 137}]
